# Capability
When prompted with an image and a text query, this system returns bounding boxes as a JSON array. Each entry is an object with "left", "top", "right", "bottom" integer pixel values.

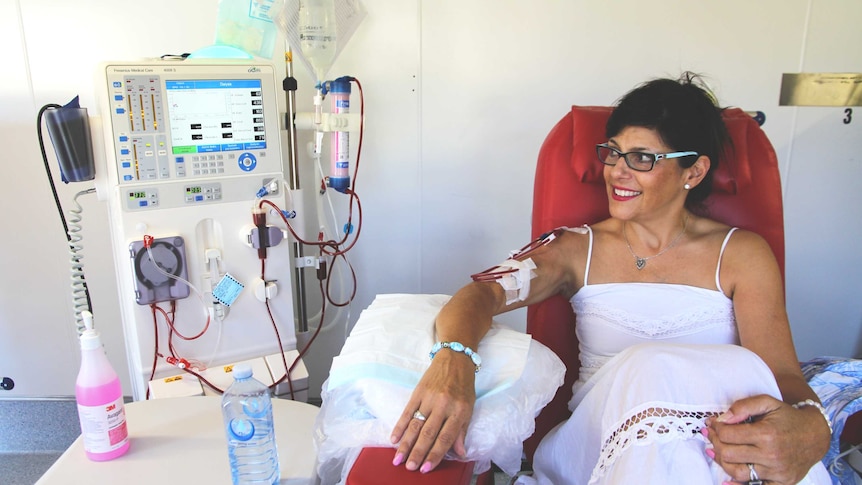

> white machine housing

[{"left": 95, "top": 59, "right": 296, "bottom": 400}]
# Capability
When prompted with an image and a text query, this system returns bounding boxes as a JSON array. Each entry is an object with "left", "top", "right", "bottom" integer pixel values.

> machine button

[{"left": 238, "top": 153, "right": 257, "bottom": 172}]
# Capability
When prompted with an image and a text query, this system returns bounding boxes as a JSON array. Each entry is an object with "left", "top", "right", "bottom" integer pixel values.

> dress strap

[
  {"left": 583, "top": 225, "right": 594, "bottom": 286},
  {"left": 715, "top": 227, "right": 739, "bottom": 295}
]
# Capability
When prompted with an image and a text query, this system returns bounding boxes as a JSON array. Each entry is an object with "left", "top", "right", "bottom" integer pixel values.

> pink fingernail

[
  {"left": 392, "top": 453, "right": 404, "bottom": 466},
  {"left": 716, "top": 411, "right": 733, "bottom": 423},
  {"left": 420, "top": 461, "right": 433, "bottom": 474},
  {"left": 700, "top": 427, "right": 708, "bottom": 438},
  {"left": 705, "top": 448, "right": 715, "bottom": 459}
]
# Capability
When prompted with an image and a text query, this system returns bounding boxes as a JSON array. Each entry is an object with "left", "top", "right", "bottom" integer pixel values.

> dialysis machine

[{"left": 95, "top": 60, "right": 299, "bottom": 400}]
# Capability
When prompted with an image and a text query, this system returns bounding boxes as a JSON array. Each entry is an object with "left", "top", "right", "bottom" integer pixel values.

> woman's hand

[
  {"left": 705, "top": 394, "right": 831, "bottom": 485},
  {"left": 389, "top": 351, "right": 477, "bottom": 473}
]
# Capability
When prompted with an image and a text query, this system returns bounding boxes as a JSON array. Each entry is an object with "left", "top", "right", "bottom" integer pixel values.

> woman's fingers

[
  {"left": 393, "top": 398, "right": 473, "bottom": 472},
  {"left": 391, "top": 396, "right": 430, "bottom": 466},
  {"left": 390, "top": 396, "right": 423, "bottom": 446},
  {"left": 404, "top": 409, "right": 446, "bottom": 471},
  {"left": 706, "top": 394, "right": 829, "bottom": 485},
  {"left": 412, "top": 402, "right": 472, "bottom": 472}
]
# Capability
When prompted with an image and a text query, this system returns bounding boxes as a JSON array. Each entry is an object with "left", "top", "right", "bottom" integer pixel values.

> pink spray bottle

[{"left": 75, "top": 311, "right": 130, "bottom": 461}]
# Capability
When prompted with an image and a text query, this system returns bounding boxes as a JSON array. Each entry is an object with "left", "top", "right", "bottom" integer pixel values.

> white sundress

[{"left": 518, "top": 226, "right": 830, "bottom": 485}]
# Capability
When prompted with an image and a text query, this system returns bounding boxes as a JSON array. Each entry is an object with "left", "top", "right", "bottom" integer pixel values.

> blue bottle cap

[{"left": 232, "top": 363, "right": 253, "bottom": 379}]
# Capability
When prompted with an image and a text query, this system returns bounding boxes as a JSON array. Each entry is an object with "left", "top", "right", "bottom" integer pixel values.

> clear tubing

[
  {"left": 144, "top": 243, "right": 215, "bottom": 365},
  {"left": 313, "top": 154, "right": 352, "bottom": 334}
]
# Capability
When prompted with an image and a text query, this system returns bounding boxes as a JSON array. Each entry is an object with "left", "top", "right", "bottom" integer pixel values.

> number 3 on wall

[{"left": 844, "top": 108, "right": 853, "bottom": 124}]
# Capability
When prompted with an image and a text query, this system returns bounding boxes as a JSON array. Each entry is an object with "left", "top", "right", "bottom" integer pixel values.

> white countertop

[{"left": 37, "top": 396, "right": 320, "bottom": 484}]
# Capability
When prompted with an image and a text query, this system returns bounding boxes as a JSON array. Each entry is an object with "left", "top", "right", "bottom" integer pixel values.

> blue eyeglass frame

[{"left": 596, "top": 143, "right": 699, "bottom": 172}]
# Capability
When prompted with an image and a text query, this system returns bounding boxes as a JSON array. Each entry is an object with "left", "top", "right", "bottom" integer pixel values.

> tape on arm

[{"left": 494, "top": 258, "right": 538, "bottom": 305}]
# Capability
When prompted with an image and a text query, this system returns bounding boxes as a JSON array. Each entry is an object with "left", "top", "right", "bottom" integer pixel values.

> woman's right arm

[
  {"left": 389, "top": 230, "right": 582, "bottom": 473},
  {"left": 388, "top": 282, "right": 502, "bottom": 473}
]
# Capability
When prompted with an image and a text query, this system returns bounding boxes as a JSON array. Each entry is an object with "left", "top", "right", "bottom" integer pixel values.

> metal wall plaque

[{"left": 779, "top": 73, "right": 862, "bottom": 106}]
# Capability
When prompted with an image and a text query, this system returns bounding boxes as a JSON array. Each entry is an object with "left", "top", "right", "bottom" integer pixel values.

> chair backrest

[{"left": 523, "top": 105, "right": 785, "bottom": 459}]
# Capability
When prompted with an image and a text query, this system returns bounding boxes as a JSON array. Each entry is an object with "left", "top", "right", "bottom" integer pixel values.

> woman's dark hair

[{"left": 606, "top": 72, "right": 730, "bottom": 211}]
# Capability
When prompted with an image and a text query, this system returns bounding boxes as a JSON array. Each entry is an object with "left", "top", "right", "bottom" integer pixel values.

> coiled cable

[{"left": 69, "top": 189, "right": 96, "bottom": 334}]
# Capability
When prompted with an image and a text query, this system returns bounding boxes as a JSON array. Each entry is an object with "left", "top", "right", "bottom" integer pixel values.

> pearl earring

[{"left": 684, "top": 183, "right": 691, "bottom": 190}]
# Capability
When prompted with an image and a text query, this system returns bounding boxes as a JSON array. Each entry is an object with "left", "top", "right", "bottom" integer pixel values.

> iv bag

[
  {"left": 270, "top": 0, "right": 366, "bottom": 82},
  {"left": 298, "top": 0, "right": 337, "bottom": 82}
]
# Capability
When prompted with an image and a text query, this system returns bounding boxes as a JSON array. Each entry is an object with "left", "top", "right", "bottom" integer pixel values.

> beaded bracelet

[
  {"left": 792, "top": 399, "right": 833, "bottom": 435},
  {"left": 429, "top": 341, "right": 482, "bottom": 373}
]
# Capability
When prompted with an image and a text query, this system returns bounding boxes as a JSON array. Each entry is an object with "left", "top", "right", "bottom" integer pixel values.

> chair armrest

[{"left": 345, "top": 447, "right": 476, "bottom": 485}]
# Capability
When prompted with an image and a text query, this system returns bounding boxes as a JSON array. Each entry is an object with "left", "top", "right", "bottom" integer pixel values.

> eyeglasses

[{"left": 596, "top": 144, "right": 698, "bottom": 172}]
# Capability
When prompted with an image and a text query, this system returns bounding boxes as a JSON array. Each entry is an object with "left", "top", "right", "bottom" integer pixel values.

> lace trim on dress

[
  {"left": 589, "top": 403, "right": 722, "bottom": 484},
  {"left": 577, "top": 354, "right": 609, "bottom": 385},
  {"left": 579, "top": 353, "right": 606, "bottom": 372},
  {"left": 573, "top": 301, "right": 735, "bottom": 339}
]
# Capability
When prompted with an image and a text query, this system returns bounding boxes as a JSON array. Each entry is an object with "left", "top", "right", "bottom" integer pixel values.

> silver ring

[
  {"left": 747, "top": 463, "right": 763, "bottom": 485},
  {"left": 412, "top": 410, "right": 427, "bottom": 421}
]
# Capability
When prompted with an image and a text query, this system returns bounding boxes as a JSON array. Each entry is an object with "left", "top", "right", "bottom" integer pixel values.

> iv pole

[{"left": 283, "top": 47, "right": 309, "bottom": 334}]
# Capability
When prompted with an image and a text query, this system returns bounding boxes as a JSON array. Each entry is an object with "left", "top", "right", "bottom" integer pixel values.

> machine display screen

[{"left": 165, "top": 79, "right": 266, "bottom": 155}]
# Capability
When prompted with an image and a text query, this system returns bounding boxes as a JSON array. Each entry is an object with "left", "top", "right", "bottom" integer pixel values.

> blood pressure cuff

[{"left": 313, "top": 293, "right": 566, "bottom": 484}]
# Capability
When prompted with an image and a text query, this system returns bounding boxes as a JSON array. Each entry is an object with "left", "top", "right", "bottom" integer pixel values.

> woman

[{"left": 388, "top": 74, "right": 832, "bottom": 484}]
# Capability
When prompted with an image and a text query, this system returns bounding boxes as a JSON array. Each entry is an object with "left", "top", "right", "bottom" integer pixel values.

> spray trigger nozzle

[
  {"left": 78, "top": 310, "right": 102, "bottom": 350},
  {"left": 82, "top": 310, "right": 95, "bottom": 332}
]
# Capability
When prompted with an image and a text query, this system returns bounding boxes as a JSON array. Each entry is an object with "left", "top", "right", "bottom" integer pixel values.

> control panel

[{"left": 101, "top": 61, "right": 284, "bottom": 212}]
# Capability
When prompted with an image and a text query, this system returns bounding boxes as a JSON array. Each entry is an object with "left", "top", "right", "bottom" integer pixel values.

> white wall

[{"left": 1, "top": 0, "right": 859, "bottom": 399}]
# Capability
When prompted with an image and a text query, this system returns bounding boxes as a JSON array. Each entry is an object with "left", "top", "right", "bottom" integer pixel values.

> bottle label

[{"left": 77, "top": 396, "right": 129, "bottom": 453}]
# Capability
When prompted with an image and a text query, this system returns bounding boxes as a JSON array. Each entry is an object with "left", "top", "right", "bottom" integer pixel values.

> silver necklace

[{"left": 622, "top": 216, "right": 688, "bottom": 270}]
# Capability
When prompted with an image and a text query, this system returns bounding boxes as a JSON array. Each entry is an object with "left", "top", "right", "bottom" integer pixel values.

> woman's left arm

[{"left": 707, "top": 230, "right": 831, "bottom": 485}]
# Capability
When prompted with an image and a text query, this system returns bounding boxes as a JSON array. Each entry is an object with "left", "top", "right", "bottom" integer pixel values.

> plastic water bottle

[
  {"left": 75, "top": 311, "right": 130, "bottom": 461},
  {"left": 222, "top": 363, "right": 280, "bottom": 484}
]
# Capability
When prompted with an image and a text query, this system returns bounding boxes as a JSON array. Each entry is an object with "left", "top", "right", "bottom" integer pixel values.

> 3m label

[{"left": 77, "top": 396, "right": 129, "bottom": 453}]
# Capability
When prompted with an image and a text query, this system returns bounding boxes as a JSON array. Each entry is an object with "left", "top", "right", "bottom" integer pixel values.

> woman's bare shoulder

[
  {"left": 688, "top": 216, "right": 759, "bottom": 244},
  {"left": 552, "top": 224, "right": 592, "bottom": 252},
  {"left": 556, "top": 219, "right": 615, "bottom": 248},
  {"left": 698, "top": 219, "right": 779, "bottom": 288}
]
